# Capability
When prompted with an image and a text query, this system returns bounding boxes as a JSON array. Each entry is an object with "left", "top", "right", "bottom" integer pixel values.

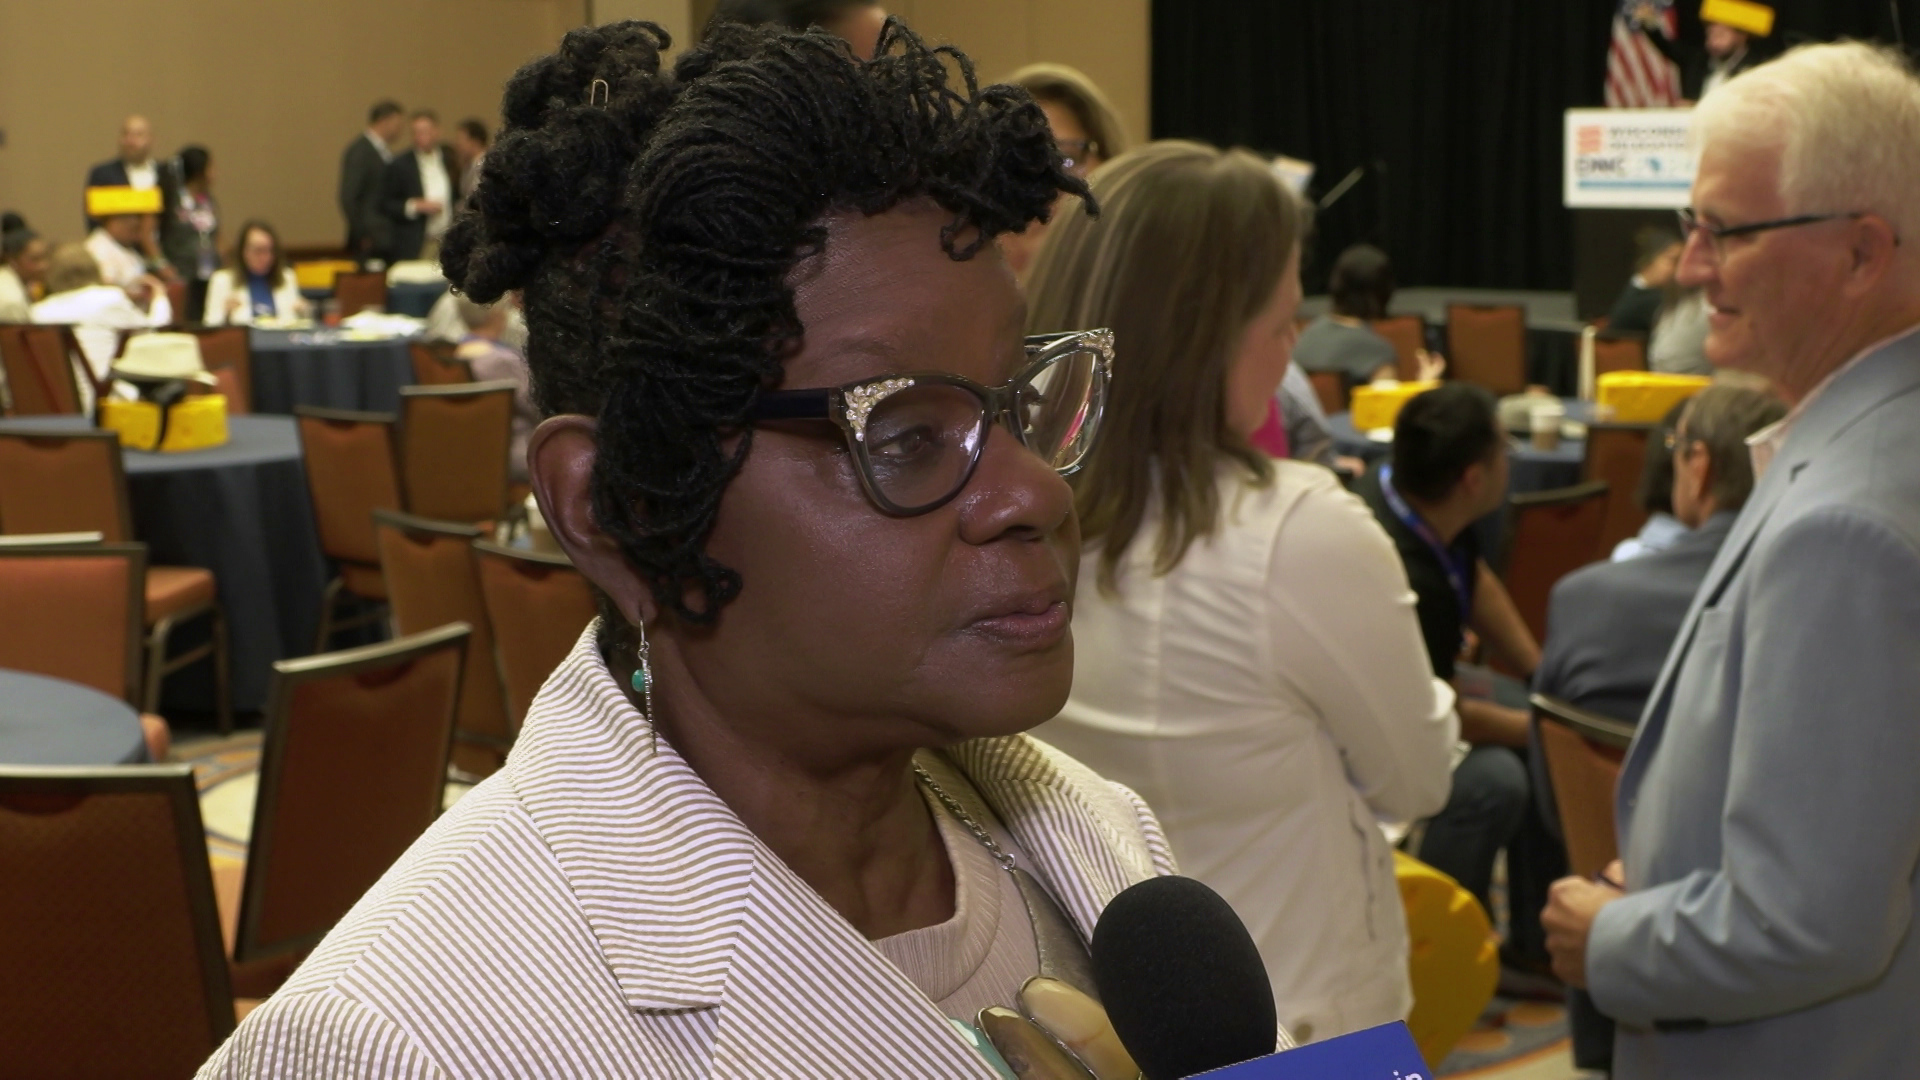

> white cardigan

[
  {"left": 201, "top": 267, "right": 307, "bottom": 326},
  {"left": 1038, "top": 460, "right": 1458, "bottom": 1044}
]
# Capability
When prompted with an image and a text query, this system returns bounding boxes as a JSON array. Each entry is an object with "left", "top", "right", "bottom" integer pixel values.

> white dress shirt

[
  {"left": 84, "top": 228, "right": 149, "bottom": 290},
  {"left": 1038, "top": 460, "right": 1458, "bottom": 1043},
  {"left": 123, "top": 158, "right": 157, "bottom": 190},
  {"left": 412, "top": 149, "right": 452, "bottom": 241}
]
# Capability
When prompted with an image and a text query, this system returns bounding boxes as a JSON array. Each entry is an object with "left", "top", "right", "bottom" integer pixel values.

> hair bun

[{"left": 442, "top": 20, "right": 678, "bottom": 302}]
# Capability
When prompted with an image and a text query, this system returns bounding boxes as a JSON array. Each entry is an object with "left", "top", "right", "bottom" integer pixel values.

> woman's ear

[{"left": 526, "top": 414, "right": 658, "bottom": 626}]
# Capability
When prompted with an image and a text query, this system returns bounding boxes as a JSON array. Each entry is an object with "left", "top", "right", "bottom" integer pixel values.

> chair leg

[
  {"left": 213, "top": 603, "right": 233, "bottom": 736},
  {"left": 314, "top": 576, "right": 344, "bottom": 654},
  {"left": 143, "top": 613, "right": 178, "bottom": 715}
]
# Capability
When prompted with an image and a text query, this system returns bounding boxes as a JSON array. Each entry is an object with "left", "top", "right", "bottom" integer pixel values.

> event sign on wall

[{"left": 1563, "top": 108, "right": 1695, "bottom": 209}]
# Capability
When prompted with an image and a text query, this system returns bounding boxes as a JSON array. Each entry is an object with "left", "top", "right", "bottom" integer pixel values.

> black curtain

[{"left": 1152, "top": 1, "right": 1920, "bottom": 294}]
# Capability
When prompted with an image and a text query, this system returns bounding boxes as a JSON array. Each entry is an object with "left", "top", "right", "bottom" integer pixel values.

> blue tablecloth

[
  {"left": 0, "top": 416, "right": 328, "bottom": 713},
  {"left": 249, "top": 328, "right": 413, "bottom": 415},
  {"left": 0, "top": 669, "right": 147, "bottom": 765}
]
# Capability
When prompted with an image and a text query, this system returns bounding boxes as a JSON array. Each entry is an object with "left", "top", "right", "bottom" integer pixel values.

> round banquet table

[
  {"left": 1331, "top": 397, "right": 1591, "bottom": 554},
  {"left": 0, "top": 415, "right": 328, "bottom": 713},
  {"left": 248, "top": 328, "right": 413, "bottom": 415},
  {"left": 0, "top": 669, "right": 147, "bottom": 765}
]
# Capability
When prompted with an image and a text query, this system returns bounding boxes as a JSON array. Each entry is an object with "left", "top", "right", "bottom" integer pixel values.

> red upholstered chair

[
  {"left": 295, "top": 406, "right": 403, "bottom": 651},
  {"left": 409, "top": 340, "right": 474, "bottom": 386},
  {"left": 333, "top": 270, "right": 389, "bottom": 317},
  {"left": 1307, "top": 370, "right": 1347, "bottom": 416},
  {"left": 1446, "top": 304, "right": 1528, "bottom": 396},
  {"left": 398, "top": 381, "right": 516, "bottom": 526},
  {"left": 0, "top": 430, "right": 231, "bottom": 733},
  {"left": 1532, "top": 694, "right": 1634, "bottom": 879},
  {"left": 374, "top": 510, "right": 514, "bottom": 778},
  {"left": 1498, "top": 480, "right": 1611, "bottom": 643},
  {"left": 472, "top": 541, "right": 598, "bottom": 727},
  {"left": 1370, "top": 315, "right": 1428, "bottom": 381},
  {"left": 234, "top": 624, "right": 468, "bottom": 966},
  {"left": 0, "top": 323, "right": 87, "bottom": 415},
  {"left": 1584, "top": 422, "right": 1656, "bottom": 558},
  {"left": 183, "top": 325, "right": 254, "bottom": 415},
  {"left": 0, "top": 765, "right": 236, "bottom": 1075},
  {"left": 1592, "top": 333, "right": 1647, "bottom": 377}
]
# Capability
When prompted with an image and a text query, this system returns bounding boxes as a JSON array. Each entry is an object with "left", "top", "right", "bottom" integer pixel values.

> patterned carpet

[{"left": 173, "top": 734, "right": 1591, "bottom": 1078}]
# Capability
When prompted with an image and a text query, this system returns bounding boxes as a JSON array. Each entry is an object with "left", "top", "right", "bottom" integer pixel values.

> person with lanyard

[{"left": 1357, "top": 383, "right": 1562, "bottom": 991}]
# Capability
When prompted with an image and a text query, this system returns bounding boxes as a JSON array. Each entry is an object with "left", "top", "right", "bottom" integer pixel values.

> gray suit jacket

[
  {"left": 1537, "top": 511, "right": 1736, "bottom": 724},
  {"left": 1590, "top": 333, "right": 1920, "bottom": 1078}
]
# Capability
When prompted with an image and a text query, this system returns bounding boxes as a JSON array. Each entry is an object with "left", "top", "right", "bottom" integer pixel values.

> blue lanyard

[{"left": 1379, "top": 465, "right": 1475, "bottom": 637}]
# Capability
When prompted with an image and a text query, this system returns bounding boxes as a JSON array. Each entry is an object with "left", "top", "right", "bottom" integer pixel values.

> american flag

[{"left": 1606, "top": 0, "right": 1681, "bottom": 107}]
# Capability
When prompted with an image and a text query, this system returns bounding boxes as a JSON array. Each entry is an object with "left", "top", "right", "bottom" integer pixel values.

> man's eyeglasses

[
  {"left": 1675, "top": 206, "right": 1874, "bottom": 262},
  {"left": 750, "top": 329, "right": 1113, "bottom": 517}
]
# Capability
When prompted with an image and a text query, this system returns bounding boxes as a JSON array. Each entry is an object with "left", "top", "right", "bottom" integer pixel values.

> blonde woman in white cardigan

[
  {"left": 201, "top": 220, "right": 309, "bottom": 325},
  {"left": 1029, "top": 142, "right": 1460, "bottom": 1045}
]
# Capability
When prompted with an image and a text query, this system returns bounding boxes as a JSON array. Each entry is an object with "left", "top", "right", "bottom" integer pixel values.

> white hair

[{"left": 1693, "top": 41, "right": 1920, "bottom": 242}]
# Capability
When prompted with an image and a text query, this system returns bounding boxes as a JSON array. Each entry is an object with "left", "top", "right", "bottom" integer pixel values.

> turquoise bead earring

[{"left": 630, "top": 628, "right": 653, "bottom": 720}]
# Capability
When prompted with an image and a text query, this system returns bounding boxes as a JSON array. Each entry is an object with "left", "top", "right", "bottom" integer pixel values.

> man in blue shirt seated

[{"left": 1538, "top": 385, "right": 1785, "bottom": 723}]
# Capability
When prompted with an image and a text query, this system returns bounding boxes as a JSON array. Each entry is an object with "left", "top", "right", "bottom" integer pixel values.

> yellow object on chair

[
  {"left": 1350, "top": 380, "right": 1441, "bottom": 432},
  {"left": 1596, "top": 371, "right": 1710, "bottom": 423},
  {"left": 1396, "top": 851, "right": 1500, "bottom": 1070},
  {"left": 99, "top": 395, "right": 230, "bottom": 453}
]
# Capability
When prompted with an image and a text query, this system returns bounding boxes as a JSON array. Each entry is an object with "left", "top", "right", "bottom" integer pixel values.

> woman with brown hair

[
  {"left": 1030, "top": 140, "right": 1459, "bottom": 1044},
  {"left": 999, "top": 63, "right": 1129, "bottom": 278},
  {"left": 202, "top": 219, "right": 309, "bottom": 325}
]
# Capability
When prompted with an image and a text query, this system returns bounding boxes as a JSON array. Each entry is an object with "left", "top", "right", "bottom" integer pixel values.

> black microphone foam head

[{"left": 1090, "top": 875, "right": 1277, "bottom": 1080}]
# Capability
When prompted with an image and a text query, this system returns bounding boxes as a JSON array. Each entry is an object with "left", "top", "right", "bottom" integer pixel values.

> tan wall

[
  {"left": 0, "top": 0, "right": 1148, "bottom": 253},
  {"left": 0, "top": 0, "right": 580, "bottom": 250},
  {"left": 889, "top": 0, "right": 1149, "bottom": 149}
]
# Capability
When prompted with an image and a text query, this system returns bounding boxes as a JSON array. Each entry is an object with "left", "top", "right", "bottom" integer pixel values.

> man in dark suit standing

[
  {"left": 84, "top": 115, "right": 180, "bottom": 234},
  {"left": 381, "top": 110, "right": 457, "bottom": 264},
  {"left": 1634, "top": 2, "right": 1768, "bottom": 103},
  {"left": 339, "top": 100, "right": 405, "bottom": 267}
]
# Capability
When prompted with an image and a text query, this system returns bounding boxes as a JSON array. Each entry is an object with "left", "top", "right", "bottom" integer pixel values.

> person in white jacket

[
  {"left": 201, "top": 220, "right": 309, "bottom": 325},
  {"left": 1029, "top": 141, "right": 1459, "bottom": 1044}
]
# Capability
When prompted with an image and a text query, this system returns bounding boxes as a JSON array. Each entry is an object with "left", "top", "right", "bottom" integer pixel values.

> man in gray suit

[
  {"left": 1542, "top": 41, "right": 1920, "bottom": 1078},
  {"left": 339, "top": 100, "right": 404, "bottom": 266},
  {"left": 1536, "top": 386, "right": 1784, "bottom": 724}
]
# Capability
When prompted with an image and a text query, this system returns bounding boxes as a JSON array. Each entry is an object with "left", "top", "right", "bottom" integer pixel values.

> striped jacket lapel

[{"left": 512, "top": 627, "right": 1125, "bottom": 1077}]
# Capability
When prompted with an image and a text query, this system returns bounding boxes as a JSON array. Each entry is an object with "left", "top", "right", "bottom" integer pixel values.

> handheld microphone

[{"left": 1090, "top": 876, "right": 1277, "bottom": 1080}]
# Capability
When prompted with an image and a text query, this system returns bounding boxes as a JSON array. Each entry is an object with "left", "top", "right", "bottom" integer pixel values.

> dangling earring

[{"left": 629, "top": 624, "right": 653, "bottom": 721}]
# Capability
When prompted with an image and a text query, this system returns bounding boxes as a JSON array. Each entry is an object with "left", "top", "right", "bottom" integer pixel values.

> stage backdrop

[{"left": 1152, "top": 0, "right": 1920, "bottom": 294}]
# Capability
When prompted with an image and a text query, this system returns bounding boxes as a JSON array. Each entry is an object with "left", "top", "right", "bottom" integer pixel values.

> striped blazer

[{"left": 198, "top": 623, "right": 1181, "bottom": 1079}]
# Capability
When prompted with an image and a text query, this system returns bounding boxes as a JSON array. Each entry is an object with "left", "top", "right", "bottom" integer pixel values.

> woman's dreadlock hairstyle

[{"left": 442, "top": 18, "right": 1088, "bottom": 626}]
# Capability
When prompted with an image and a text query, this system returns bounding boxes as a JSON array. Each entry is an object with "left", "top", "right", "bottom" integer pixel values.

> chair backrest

[
  {"left": 1592, "top": 333, "right": 1646, "bottom": 377},
  {"left": 472, "top": 540, "right": 598, "bottom": 726},
  {"left": 1499, "top": 480, "right": 1610, "bottom": 642},
  {"left": 0, "top": 427, "right": 134, "bottom": 541},
  {"left": 0, "top": 324, "right": 85, "bottom": 415},
  {"left": 294, "top": 406, "right": 402, "bottom": 567},
  {"left": 185, "top": 326, "right": 253, "bottom": 415},
  {"left": 1369, "top": 315, "right": 1427, "bottom": 381},
  {"left": 333, "top": 270, "right": 389, "bottom": 318},
  {"left": 1532, "top": 693, "right": 1633, "bottom": 878},
  {"left": 1445, "top": 304, "right": 1528, "bottom": 396},
  {"left": 0, "top": 540, "right": 145, "bottom": 704},
  {"left": 1306, "top": 369, "right": 1346, "bottom": 416},
  {"left": 374, "top": 509, "right": 513, "bottom": 774},
  {"left": 0, "top": 764, "right": 235, "bottom": 1075},
  {"left": 409, "top": 340, "right": 474, "bottom": 386},
  {"left": 400, "top": 381, "right": 516, "bottom": 525},
  {"left": 1584, "top": 422, "right": 1655, "bottom": 557},
  {"left": 235, "top": 623, "right": 469, "bottom": 964}
]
